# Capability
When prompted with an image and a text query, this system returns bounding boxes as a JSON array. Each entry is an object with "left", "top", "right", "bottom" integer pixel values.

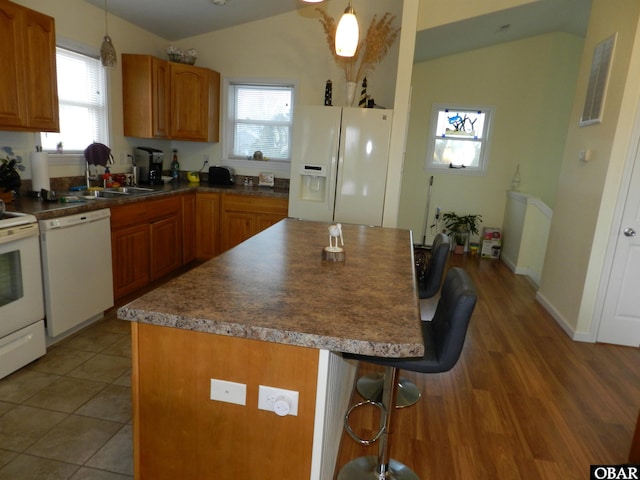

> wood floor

[{"left": 333, "top": 254, "right": 640, "bottom": 480}]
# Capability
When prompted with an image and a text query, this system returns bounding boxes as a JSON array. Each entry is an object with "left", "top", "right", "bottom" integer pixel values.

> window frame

[
  {"left": 39, "top": 40, "right": 109, "bottom": 166},
  {"left": 221, "top": 77, "right": 296, "bottom": 176},
  {"left": 425, "top": 103, "right": 495, "bottom": 176}
]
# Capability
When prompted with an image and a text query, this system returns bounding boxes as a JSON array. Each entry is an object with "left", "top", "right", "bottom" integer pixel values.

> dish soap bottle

[
  {"left": 103, "top": 166, "right": 113, "bottom": 188},
  {"left": 171, "top": 149, "right": 180, "bottom": 182}
]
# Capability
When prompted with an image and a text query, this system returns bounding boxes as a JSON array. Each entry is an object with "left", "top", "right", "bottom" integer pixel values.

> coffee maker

[{"left": 134, "top": 147, "right": 164, "bottom": 185}]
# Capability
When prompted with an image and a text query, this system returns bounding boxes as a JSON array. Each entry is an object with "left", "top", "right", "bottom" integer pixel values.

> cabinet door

[
  {"left": 195, "top": 193, "right": 220, "bottom": 260},
  {"left": 23, "top": 7, "right": 58, "bottom": 131},
  {"left": 256, "top": 213, "right": 287, "bottom": 233},
  {"left": 152, "top": 57, "right": 170, "bottom": 138},
  {"left": 123, "top": 54, "right": 170, "bottom": 139},
  {"left": 0, "top": 2, "right": 28, "bottom": 128},
  {"left": 221, "top": 212, "right": 255, "bottom": 252},
  {"left": 112, "top": 224, "right": 150, "bottom": 300},
  {"left": 182, "top": 193, "right": 196, "bottom": 264},
  {"left": 150, "top": 215, "right": 182, "bottom": 281},
  {"left": 170, "top": 63, "right": 217, "bottom": 141}
]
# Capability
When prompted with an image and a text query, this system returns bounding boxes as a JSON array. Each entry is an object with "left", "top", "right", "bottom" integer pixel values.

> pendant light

[
  {"left": 100, "top": 0, "right": 117, "bottom": 68},
  {"left": 335, "top": 1, "right": 359, "bottom": 57}
]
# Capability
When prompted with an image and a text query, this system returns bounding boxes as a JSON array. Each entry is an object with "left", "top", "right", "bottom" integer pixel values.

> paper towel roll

[{"left": 30, "top": 152, "right": 50, "bottom": 192}]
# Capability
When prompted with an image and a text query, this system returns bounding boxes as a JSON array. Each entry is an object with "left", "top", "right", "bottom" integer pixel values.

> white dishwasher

[{"left": 39, "top": 208, "right": 114, "bottom": 339}]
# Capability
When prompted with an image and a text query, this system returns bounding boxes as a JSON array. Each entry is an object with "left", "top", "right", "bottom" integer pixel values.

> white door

[{"left": 597, "top": 144, "right": 640, "bottom": 347}]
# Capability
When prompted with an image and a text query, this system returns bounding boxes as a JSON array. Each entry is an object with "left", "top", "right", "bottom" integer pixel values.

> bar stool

[
  {"left": 356, "top": 233, "right": 451, "bottom": 408},
  {"left": 339, "top": 268, "right": 477, "bottom": 480}
]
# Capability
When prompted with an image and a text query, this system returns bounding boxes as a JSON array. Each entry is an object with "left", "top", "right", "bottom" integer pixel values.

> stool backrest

[
  {"left": 420, "top": 233, "right": 451, "bottom": 299},
  {"left": 430, "top": 267, "right": 477, "bottom": 371}
]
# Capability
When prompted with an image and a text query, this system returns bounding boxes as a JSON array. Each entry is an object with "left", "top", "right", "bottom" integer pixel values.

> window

[
  {"left": 224, "top": 80, "right": 294, "bottom": 163},
  {"left": 425, "top": 104, "right": 494, "bottom": 175},
  {"left": 40, "top": 47, "right": 108, "bottom": 153}
]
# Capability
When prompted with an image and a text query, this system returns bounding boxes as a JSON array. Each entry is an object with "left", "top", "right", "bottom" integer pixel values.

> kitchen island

[{"left": 118, "top": 219, "right": 422, "bottom": 480}]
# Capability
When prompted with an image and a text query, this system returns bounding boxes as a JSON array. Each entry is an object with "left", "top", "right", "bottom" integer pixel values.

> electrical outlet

[
  {"left": 258, "top": 385, "right": 299, "bottom": 416},
  {"left": 210, "top": 379, "right": 246, "bottom": 405}
]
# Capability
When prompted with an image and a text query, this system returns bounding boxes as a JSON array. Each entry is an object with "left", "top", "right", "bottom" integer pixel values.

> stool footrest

[{"left": 344, "top": 400, "right": 386, "bottom": 446}]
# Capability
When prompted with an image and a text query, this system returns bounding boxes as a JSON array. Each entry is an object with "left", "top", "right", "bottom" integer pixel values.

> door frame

[{"left": 591, "top": 97, "right": 640, "bottom": 343}]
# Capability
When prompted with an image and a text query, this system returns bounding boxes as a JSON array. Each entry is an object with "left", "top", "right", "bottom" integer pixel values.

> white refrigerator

[{"left": 288, "top": 105, "right": 393, "bottom": 226}]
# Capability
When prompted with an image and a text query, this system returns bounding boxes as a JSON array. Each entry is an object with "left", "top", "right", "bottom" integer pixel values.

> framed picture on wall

[{"left": 580, "top": 33, "right": 617, "bottom": 127}]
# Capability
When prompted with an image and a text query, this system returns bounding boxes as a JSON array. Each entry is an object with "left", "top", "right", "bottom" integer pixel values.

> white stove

[{"left": 0, "top": 210, "right": 46, "bottom": 379}]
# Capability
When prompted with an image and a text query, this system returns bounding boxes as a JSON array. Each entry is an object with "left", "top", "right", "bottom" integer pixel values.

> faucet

[{"left": 86, "top": 162, "right": 97, "bottom": 189}]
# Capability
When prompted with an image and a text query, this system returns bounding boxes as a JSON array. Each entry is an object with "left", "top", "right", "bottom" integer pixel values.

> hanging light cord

[{"left": 104, "top": 0, "right": 109, "bottom": 34}]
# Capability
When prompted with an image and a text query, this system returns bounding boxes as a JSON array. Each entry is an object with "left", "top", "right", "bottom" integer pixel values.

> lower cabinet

[
  {"left": 196, "top": 192, "right": 288, "bottom": 260},
  {"left": 112, "top": 190, "right": 288, "bottom": 298},
  {"left": 111, "top": 194, "right": 186, "bottom": 300},
  {"left": 195, "top": 192, "right": 220, "bottom": 260},
  {"left": 220, "top": 194, "right": 288, "bottom": 252}
]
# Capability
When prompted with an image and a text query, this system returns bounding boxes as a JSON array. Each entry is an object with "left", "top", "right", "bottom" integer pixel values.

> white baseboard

[{"left": 534, "top": 291, "right": 595, "bottom": 343}]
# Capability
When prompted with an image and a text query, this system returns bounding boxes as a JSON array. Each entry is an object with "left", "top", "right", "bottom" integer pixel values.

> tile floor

[{"left": 0, "top": 315, "right": 134, "bottom": 480}]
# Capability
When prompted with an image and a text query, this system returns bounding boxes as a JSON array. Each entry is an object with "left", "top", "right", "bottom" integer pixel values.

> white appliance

[
  {"left": 39, "top": 209, "right": 114, "bottom": 339},
  {"left": 288, "top": 106, "right": 393, "bottom": 226},
  {"left": 0, "top": 212, "right": 46, "bottom": 379}
]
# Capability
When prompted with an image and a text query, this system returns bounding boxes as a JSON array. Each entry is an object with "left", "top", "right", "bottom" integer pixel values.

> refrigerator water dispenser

[{"left": 299, "top": 164, "right": 327, "bottom": 202}]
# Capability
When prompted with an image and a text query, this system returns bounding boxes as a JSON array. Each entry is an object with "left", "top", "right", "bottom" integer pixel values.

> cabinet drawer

[
  {"left": 222, "top": 194, "right": 288, "bottom": 215},
  {"left": 110, "top": 202, "right": 149, "bottom": 230},
  {"left": 147, "top": 196, "right": 181, "bottom": 222}
]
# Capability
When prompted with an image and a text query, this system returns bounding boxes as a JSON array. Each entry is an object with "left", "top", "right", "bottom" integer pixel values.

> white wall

[
  {"left": 537, "top": 0, "right": 640, "bottom": 338},
  {"left": 397, "top": 32, "right": 583, "bottom": 244}
]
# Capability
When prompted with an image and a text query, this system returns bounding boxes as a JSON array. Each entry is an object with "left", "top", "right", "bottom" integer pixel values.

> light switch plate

[{"left": 210, "top": 379, "right": 246, "bottom": 405}]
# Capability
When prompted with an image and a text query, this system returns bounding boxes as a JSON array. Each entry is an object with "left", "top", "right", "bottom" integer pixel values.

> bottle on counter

[
  {"left": 103, "top": 166, "right": 113, "bottom": 188},
  {"left": 171, "top": 149, "right": 180, "bottom": 182}
]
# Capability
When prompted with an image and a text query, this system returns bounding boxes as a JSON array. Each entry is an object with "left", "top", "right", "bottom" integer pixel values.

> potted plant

[{"left": 442, "top": 212, "right": 482, "bottom": 254}]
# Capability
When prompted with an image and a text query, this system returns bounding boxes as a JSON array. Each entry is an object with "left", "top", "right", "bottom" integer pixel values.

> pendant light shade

[
  {"left": 100, "top": 0, "right": 117, "bottom": 68},
  {"left": 335, "top": 2, "right": 359, "bottom": 57}
]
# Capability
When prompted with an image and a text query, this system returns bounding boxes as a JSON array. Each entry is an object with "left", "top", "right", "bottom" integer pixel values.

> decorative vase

[{"left": 346, "top": 81, "right": 357, "bottom": 106}]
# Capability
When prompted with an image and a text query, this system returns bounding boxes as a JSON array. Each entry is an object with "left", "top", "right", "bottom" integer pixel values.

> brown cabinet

[
  {"left": 220, "top": 194, "right": 288, "bottom": 252},
  {"left": 111, "top": 194, "right": 185, "bottom": 300},
  {"left": 195, "top": 192, "right": 220, "bottom": 260},
  {"left": 0, "top": 0, "right": 59, "bottom": 132},
  {"left": 195, "top": 192, "right": 288, "bottom": 260},
  {"left": 182, "top": 192, "right": 196, "bottom": 264},
  {"left": 122, "top": 54, "right": 220, "bottom": 142}
]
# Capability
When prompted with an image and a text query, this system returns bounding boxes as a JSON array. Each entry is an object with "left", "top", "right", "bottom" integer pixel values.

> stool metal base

[
  {"left": 356, "top": 374, "right": 421, "bottom": 408},
  {"left": 337, "top": 456, "right": 419, "bottom": 480}
]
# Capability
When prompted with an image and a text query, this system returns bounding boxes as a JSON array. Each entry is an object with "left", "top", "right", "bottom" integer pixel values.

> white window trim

[
  {"left": 221, "top": 76, "right": 296, "bottom": 177},
  {"left": 41, "top": 37, "right": 110, "bottom": 167},
  {"left": 425, "top": 103, "right": 495, "bottom": 176}
]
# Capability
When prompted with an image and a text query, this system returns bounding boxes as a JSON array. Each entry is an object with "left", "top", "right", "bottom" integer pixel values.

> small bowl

[{"left": 187, "top": 172, "right": 200, "bottom": 183}]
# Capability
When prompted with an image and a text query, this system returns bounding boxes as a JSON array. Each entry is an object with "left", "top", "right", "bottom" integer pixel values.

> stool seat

[{"left": 339, "top": 268, "right": 477, "bottom": 480}]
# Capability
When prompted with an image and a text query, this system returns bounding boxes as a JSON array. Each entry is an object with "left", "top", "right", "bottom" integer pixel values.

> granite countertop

[
  {"left": 118, "top": 219, "right": 423, "bottom": 358},
  {"left": 7, "top": 182, "right": 289, "bottom": 220}
]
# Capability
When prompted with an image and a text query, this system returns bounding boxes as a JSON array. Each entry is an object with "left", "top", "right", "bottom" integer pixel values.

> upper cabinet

[
  {"left": 0, "top": 0, "right": 59, "bottom": 132},
  {"left": 122, "top": 54, "right": 220, "bottom": 142}
]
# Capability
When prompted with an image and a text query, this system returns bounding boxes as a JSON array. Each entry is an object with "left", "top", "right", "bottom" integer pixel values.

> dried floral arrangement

[{"left": 317, "top": 9, "right": 400, "bottom": 84}]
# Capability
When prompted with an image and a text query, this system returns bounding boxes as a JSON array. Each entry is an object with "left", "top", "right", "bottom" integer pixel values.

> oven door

[{"left": 0, "top": 225, "right": 45, "bottom": 338}]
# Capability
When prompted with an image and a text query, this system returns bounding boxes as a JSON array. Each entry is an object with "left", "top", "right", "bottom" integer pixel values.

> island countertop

[{"left": 118, "top": 218, "right": 423, "bottom": 357}]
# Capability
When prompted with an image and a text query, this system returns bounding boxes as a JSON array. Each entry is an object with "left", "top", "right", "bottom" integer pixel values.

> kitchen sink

[{"left": 79, "top": 186, "right": 156, "bottom": 199}]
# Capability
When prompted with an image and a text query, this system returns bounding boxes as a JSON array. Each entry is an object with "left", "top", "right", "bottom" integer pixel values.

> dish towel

[{"left": 84, "top": 143, "right": 113, "bottom": 166}]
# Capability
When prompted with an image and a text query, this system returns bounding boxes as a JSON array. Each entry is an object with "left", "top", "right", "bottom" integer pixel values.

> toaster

[{"left": 208, "top": 166, "right": 235, "bottom": 186}]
